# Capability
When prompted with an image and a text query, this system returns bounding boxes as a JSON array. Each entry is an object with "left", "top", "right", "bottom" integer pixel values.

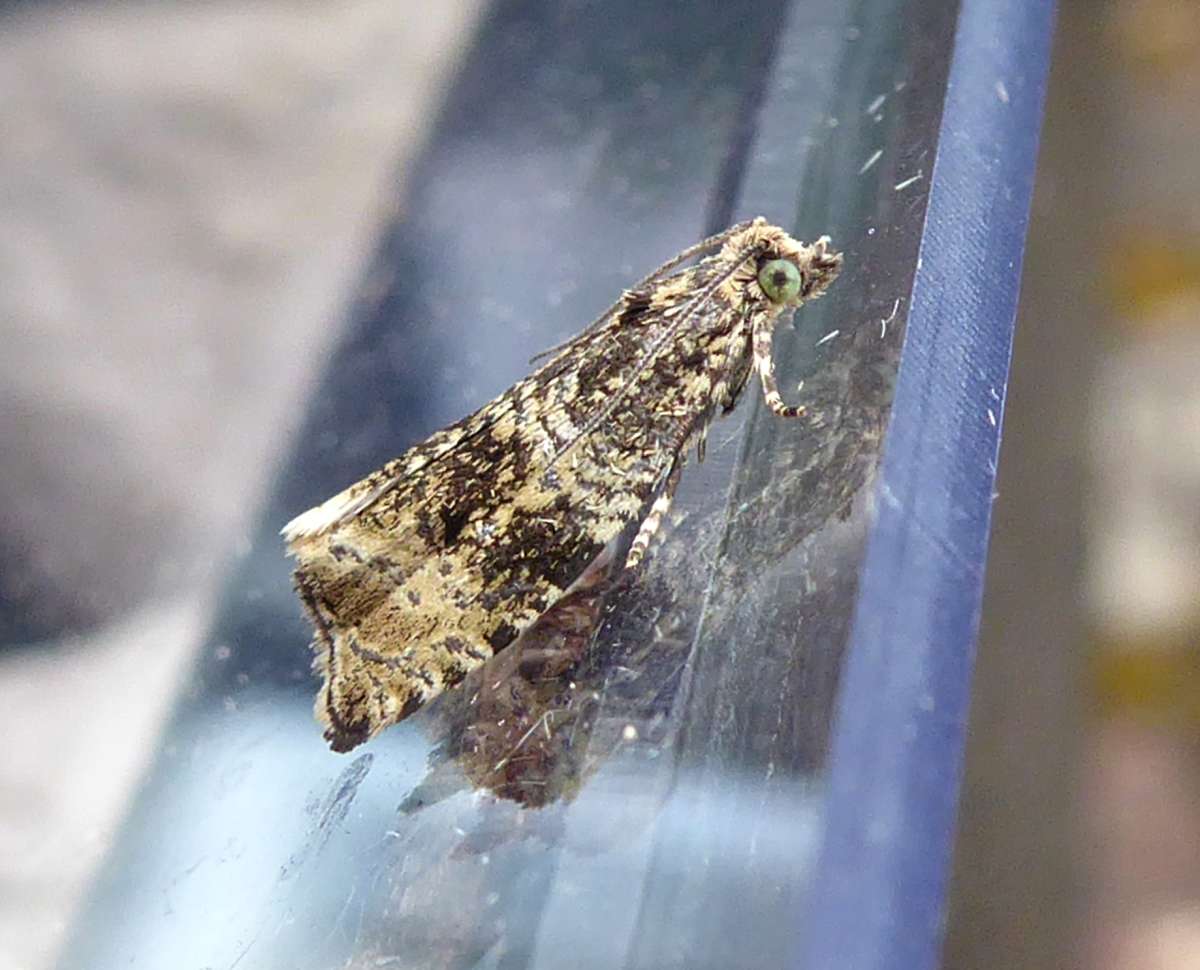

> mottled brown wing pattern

[
  {"left": 286, "top": 283, "right": 714, "bottom": 750},
  {"left": 284, "top": 219, "right": 843, "bottom": 751}
]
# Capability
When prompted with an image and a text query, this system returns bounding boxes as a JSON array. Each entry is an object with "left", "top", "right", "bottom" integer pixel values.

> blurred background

[
  {"left": 0, "top": 3, "right": 486, "bottom": 965},
  {"left": 946, "top": 2, "right": 1200, "bottom": 970},
  {"left": 0, "top": 2, "right": 1197, "bottom": 969}
]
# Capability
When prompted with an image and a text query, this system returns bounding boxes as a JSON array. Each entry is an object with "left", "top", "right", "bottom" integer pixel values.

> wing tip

[{"left": 281, "top": 492, "right": 359, "bottom": 545}]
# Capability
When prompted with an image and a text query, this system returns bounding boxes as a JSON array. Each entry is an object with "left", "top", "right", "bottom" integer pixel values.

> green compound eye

[{"left": 758, "top": 259, "right": 803, "bottom": 304}]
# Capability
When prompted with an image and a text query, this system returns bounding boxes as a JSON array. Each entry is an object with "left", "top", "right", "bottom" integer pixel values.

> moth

[{"left": 284, "top": 218, "right": 842, "bottom": 751}]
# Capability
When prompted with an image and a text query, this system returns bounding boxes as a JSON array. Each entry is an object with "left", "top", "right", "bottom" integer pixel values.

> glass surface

[{"left": 60, "top": 0, "right": 957, "bottom": 967}]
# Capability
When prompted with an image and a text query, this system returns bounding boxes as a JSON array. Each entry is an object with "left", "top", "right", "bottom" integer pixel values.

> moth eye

[{"left": 758, "top": 259, "right": 802, "bottom": 303}]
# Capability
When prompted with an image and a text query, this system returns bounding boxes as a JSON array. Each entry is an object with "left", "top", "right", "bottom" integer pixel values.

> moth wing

[
  {"left": 281, "top": 346, "right": 601, "bottom": 544},
  {"left": 286, "top": 375, "right": 667, "bottom": 751},
  {"left": 282, "top": 402, "right": 508, "bottom": 544}
]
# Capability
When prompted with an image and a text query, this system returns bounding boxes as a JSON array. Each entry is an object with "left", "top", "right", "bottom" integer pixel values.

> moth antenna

[
  {"left": 528, "top": 219, "right": 759, "bottom": 366},
  {"left": 284, "top": 387, "right": 538, "bottom": 540},
  {"left": 545, "top": 242, "right": 764, "bottom": 472}
]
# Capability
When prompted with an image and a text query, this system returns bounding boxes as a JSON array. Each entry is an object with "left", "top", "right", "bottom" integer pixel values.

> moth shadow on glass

[{"left": 404, "top": 532, "right": 686, "bottom": 810}]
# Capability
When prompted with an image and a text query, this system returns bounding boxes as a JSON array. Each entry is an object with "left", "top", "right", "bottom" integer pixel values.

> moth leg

[
  {"left": 753, "top": 322, "right": 806, "bottom": 418},
  {"left": 624, "top": 461, "right": 683, "bottom": 570}
]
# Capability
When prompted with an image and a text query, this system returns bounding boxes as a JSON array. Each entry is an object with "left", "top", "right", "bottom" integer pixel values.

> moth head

[
  {"left": 756, "top": 235, "right": 843, "bottom": 306},
  {"left": 801, "top": 235, "right": 843, "bottom": 301}
]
